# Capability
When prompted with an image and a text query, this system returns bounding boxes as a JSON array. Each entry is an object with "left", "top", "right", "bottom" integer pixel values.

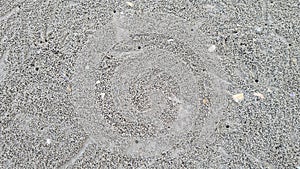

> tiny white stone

[
  {"left": 208, "top": 45, "right": 216, "bottom": 52},
  {"left": 96, "top": 80, "right": 100, "bottom": 84},
  {"left": 46, "top": 139, "right": 51, "bottom": 144},
  {"left": 167, "top": 39, "right": 174, "bottom": 42},
  {"left": 85, "top": 65, "right": 89, "bottom": 70}
]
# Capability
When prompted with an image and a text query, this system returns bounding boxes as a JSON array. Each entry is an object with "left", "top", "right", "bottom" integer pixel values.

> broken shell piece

[
  {"left": 253, "top": 92, "right": 265, "bottom": 99},
  {"left": 203, "top": 4, "right": 215, "bottom": 9},
  {"left": 46, "top": 139, "right": 51, "bottom": 144},
  {"left": 291, "top": 58, "right": 297, "bottom": 64},
  {"left": 255, "top": 26, "right": 262, "bottom": 33},
  {"left": 208, "top": 45, "right": 216, "bottom": 52},
  {"left": 202, "top": 98, "right": 209, "bottom": 105},
  {"left": 232, "top": 93, "right": 244, "bottom": 102},
  {"left": 126, "top": 2, "right": 134, "bottom": 7},
  {"left": 67, "top": 85, "right": 72, "bottom": 92}
]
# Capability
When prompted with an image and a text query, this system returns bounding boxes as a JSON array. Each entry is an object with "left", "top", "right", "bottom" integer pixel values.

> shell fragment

[
  {"left": 203, "top": 98, "right": 209, "bottom": 104},
  {"left": 232, "top": 93, "right": 244, "bottom": 102},
  {"left": 253, "top": 92, "right": 265, "bottom": 99},
  {"left": 126, "top": 2, "right": 134, "bottom": 7},
  {"left": 208, "top": 45, "right": 216, "bottom": 52}
]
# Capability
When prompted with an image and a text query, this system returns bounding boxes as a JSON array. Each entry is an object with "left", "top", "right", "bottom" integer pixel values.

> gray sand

[{"left": 0, "top": 1, "right": 299, "bottom": 168}]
